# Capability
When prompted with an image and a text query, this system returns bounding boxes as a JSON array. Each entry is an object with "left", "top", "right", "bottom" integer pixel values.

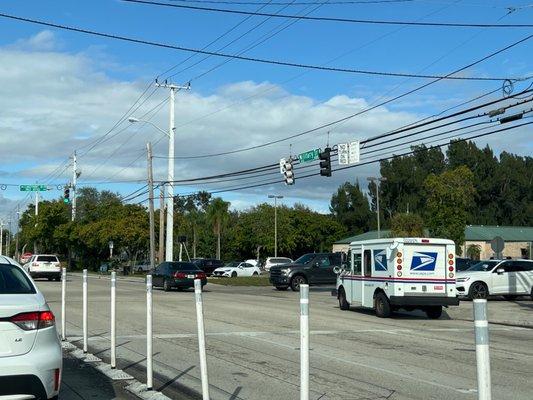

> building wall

[
  {"left": 462, "top": 241, "right": 532, "bottom": 260},
  {"left": 332, "top": 244, "right": 349, "bottom": 253}
]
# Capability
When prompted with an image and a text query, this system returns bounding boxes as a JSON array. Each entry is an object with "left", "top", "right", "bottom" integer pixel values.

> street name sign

[
  {"left": 298, "top": 149, "right": 320, "bottom": 163},
  {"left": 19, "top": 184, "right": 48, "bottom": 192},
  {"left": 338, "top": 141, "right": 360, "bottom": 165}
]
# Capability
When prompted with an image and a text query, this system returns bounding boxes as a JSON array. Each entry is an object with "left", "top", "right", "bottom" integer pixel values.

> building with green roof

[{"left": 332, "top": 225, "right": 532, "bottom": 259}]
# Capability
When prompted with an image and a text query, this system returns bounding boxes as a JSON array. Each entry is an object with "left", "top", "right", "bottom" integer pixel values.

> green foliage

[
  {"left": 424, "top": 166, "right": 475, "bottom": 248},
  {"left": 330, "top": 181, "right": 373, "bottom": 234},
  {"left": 390, "top": 213, "right": 424, "bottom": 237},
  {"left": 466, "top": 244, "right": 481, "bottom": 260}
]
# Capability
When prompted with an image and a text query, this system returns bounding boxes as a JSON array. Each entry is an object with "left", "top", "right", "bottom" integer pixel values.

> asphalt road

[{"left": 38, "top": 275, "right": 532, "bottom": 400}]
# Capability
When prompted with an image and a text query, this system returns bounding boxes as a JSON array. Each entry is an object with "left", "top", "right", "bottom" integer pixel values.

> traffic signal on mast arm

[
  {"left": 63, "top": 185, "right": 70, "bottom": 204},
  {"left": 282, "top": 159, "right": 295, "bottom": 185},
  {"left": 319, "top": 147, "right": 332, "bottom": 177}
]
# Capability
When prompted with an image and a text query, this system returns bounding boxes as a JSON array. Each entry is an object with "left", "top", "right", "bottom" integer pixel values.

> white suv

[
  {"left": 25, "top": 254, "right": 61, "bottom": 281},
  {"left": 0, "top": 255, "right": 62, "bottom": 399},
  {"left": 456, "top": 259, "right": 533, "bottom": 300}
]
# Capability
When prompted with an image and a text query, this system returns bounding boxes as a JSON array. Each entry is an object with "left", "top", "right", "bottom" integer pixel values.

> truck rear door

[{"left": 402, "top": 243, "right": 449, "bottom": 297}]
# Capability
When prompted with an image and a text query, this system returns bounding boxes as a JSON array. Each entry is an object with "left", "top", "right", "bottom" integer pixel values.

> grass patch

[{"left": 209, "top": 275, "right": 271, "bottom": 286}]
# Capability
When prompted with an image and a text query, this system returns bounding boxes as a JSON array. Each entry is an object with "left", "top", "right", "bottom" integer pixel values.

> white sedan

[
  {"left": 0, "top": 255, "right": 62, "bottom": 399},
  {"left": 212, "top": 262, "right": 261, "bottom": 277}
]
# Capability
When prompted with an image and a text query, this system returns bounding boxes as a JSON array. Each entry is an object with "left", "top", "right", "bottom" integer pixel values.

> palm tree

[{"left": 206, "top": 198, "right": 230, "bottom": 260}]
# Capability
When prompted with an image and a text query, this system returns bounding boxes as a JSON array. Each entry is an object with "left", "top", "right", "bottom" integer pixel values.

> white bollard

[
  {"left": 146, "top": 275, "right": 153, "bottom": 390},
  {"left": 474, "top": 299, "right": 491, "bottom": 400},
  {"left": 194, "top": 279, "right": 210, "bottom": 400},
  {"left": 110, "top": 271, "right": 116, "bottom": 369},
  {"left": 300, "top": 284, "right": 309, "bottom": 400},
  {"left": 61, "top": 267, "right": 66, "bottom": 341},
  {"left": 82, "top": 269, "right": 88, "bottom": 353}
]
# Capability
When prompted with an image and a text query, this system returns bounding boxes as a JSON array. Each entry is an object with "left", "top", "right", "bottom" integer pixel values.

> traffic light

[
  {"left": 282, "top": 159, "right": 295, "bottom": 185},
  {"left": 63, "top": 185, "right": 70, "bottom": 203},
  {"left": 319, "top": 147, "right": 332, "bottom": 177}
]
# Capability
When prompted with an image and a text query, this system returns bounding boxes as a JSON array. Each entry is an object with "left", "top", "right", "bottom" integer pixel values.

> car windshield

[
  {"left": 224, "top": 262, "right": 240, "bottom": 269},
  {"left": 294, "top": 254, "right": 315, "bottom": 265},
  {"left": 0, "top": 264, "right": 36, "bottom": 294},
  {"left": 466, "top": 261, "right": 499, "bottom": 272},
  {"left": 271, "top": 258, "right": 291, "bottom": 263},
  {"left": 169, "top": 262, "right": 200, "bottom": 272}
]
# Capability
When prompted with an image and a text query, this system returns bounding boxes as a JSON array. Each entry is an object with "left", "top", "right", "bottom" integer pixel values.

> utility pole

[
  {"left": 268, "top": 195, "right": 283, "bottom": 257},
  {"left": 34, "top": 191, "right": 39, "bottom": 254},
  {"left": 367, "top": 177, "right": 387, "bottom": 239},
  {"left": 6, "top": 219, "right": 11, "bottom": 257},
  {"left": 0, "top": 220, "right": 3, "bottom": 256},
  {"left": 155, "top": 80, "right": 190, "bottom": 262},
  {"left": 158, "top": 187, "right": 165, "bottom": 263},
  {"left": 15, "top": 209, "right": 20, "bottom": 260},
  {"left": 147, "top": 143, "right": 156, "bottom": 270},
  {"left": 71, "top": 151, "right": 78, "bottom": 221}
]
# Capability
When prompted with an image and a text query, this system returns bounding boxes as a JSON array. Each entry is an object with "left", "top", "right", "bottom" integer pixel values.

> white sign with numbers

[{"left": 337, "top": 141, "right": 360, "bottom": 165}]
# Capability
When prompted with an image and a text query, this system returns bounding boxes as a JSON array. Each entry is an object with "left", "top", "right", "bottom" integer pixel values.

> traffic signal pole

[
  {"left": 147, "top": 143, "right": 156, "bottom": 270},
  {"left": 71, "top": 151, "right": 77, "bottom": 221}
]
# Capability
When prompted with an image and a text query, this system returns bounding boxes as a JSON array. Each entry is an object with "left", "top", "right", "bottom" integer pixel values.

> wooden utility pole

[
  {"left": 158, "top": 186, "right": 165, "bottom": 263},
  {"left": 147, "top": 143, "right": 156, "bottom": 270}
]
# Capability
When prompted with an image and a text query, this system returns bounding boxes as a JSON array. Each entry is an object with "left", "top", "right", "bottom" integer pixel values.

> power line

[
  {"left": 0, "top": 12, "right": 525, "bottom": 82},
  {"left": 123, "top": 0, "right": 533, "bottom": 28},
  {"left": 168, "top": 0, "right": 417, "bottom": 5}
]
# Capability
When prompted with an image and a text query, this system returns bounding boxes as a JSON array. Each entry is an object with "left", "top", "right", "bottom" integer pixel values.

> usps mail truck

[{"left": 334, "top": 238, "right": 459, "bottom": 319}]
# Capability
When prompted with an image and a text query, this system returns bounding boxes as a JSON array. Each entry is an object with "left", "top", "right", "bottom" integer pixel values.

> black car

[
  {"left": 191, "top": 258, "right": 224, "bottom": 276},
  {"left": 269, "top": 253, "right": 342, "bottom": 292},
  {"left": 456, "top": 257, "right": 475, "bottom": 272},
  {"left": 151, "top": 262, "right": 207, "bottom": 292}
]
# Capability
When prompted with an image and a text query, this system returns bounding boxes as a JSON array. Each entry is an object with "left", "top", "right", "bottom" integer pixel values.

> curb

[{"left": 61, "top": 340, "right": 171, "bottom": 400}]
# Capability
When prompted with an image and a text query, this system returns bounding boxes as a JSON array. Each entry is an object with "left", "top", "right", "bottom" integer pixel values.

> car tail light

[
  {"left": 196, "top": 272, "right": 206, "bottom": 279},
  {"left": 174, "top": 272, "right": 186, "bottom": 279},
  {"left": 10, "top": 311, "right": 55, "bottom": 330},
  {"left": 32, "top": 262, "right": 39, "bottom": 266},
  {"left": 54, "top": 368, "right": 61, "bottom": 391},
  {"left": 421, "top": 239, "right": 430, "bottom": 243}
]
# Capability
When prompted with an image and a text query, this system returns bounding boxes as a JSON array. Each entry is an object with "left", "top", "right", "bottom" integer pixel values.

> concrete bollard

[
  {"left": 300, "top": 284, "right": 309, "bottom": 400},
  {"left": 82, "top": 269, "right": 88, "bottom": 353},
  {"left": 146, "top": 275, "right": 153, "bottom": 390},
  {"left": 110, "top": 271, "right": 117, "bottom": 369},
  {"left": 473, "top": 299, "right": 491, "bottom": 400},
  {"left": 194, "top": 279, "right": 210, "bottom": 400},
  {"left": 61, "top": 267, "right": 66, "bottom": 341}
]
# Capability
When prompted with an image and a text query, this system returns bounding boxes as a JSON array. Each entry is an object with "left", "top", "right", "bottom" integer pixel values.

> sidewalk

[{"left": 60, "top": 354, "right": 137, "bottom": 400}]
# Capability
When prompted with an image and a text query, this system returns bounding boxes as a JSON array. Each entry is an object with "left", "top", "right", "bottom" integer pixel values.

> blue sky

[{"left": 0, "top": 0, "right": 532, "bottom": 222}]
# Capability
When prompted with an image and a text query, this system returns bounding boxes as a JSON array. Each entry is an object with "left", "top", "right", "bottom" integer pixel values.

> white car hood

[{"left": 456, "top": 271, "right": 489, "bottom": 280}]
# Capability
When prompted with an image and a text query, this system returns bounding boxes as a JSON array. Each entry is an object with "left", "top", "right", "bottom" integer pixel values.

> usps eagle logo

[
  {"left": 410, "top": 252, "right": 437, "bottom": 271},
  {"left": 374, "top": 250, "right": 387, "bottom": 271}
]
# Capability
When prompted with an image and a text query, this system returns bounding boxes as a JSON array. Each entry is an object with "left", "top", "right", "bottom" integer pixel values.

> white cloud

[
  {"left": 11, "top": 30, "right": 60, "bottom": 52},
  {"left": 1, "top": 32, "right": 530, "bottom": 217}
]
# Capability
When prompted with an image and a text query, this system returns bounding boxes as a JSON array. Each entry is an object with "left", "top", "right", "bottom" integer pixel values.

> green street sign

[
  {"left": 20, "top": 184, "right": 48, "bottom": 192},
  {"left": 298, "top": 149, "right": 320, "bottom": 163}
]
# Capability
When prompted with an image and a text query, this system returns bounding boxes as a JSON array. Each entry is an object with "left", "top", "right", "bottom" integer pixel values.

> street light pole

[
  {"left": 367, "top": 177, "right": 387, "bottom": 239},
  {"left": 268, "top": 195, "right": 283, "bottom": 257}
]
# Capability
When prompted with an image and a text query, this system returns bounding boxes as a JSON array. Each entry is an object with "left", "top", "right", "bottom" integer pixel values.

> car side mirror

[{"left": 496, "top": 268, "right": 505, "bottom": 275}]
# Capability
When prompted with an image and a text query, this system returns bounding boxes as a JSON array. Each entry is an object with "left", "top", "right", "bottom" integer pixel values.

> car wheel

[
  {"left": 163, "top": 279, "right": 171, "bottom": 292},
  {"left": 176, "top": 287, "right": 184, "bottom": 292},
  {"left": 425, "top": 306, "right": 442, "bottom": 319},
  {"left": 275, "top": 286, "right": 288, "bottom": 291},
  {"left": 47, "top": 277, "right": 53, "bottom": 281},
  {"left": 290, "top": 275, "right": 306, "bottom": 292},
  {"left": 252, "top": 271, "right": 258, "bottom": 276},
  {"left": 530, "top": 287, "right": 533, "bottom": 301},
  {"left": 231, "top": 271, "right": 238, "bottom": 278},
  {"left": 503, "top": 295, "right": 518, "bottom": 300},
  {"left": 374, "top": 292, "right": 391, "bottom": 318},
  {"left": 55, "top": 277, "right": 61, "bottom": 282},
  {"left": 468, "top": 281, "right": 489, "bottom": 300},
  {"left": 338, "top": 287, "right": 350, "bottom": 311}
]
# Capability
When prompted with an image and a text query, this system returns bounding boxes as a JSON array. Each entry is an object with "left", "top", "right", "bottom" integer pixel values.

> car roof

[{"left": 0, "top": 255, "right": 22, "bottom": 266}]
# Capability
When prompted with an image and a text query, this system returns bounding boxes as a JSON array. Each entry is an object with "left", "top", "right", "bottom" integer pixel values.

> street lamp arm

[{"left": 128, "top": 117, "right": 170, "bottom": 138}]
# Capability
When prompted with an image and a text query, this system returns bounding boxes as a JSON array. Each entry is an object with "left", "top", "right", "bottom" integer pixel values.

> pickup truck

[{"left": 269, "top": 252, "right": 342, "bottom": 291}]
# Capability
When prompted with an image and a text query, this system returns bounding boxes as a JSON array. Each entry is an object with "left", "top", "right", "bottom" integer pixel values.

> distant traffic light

[
  {"left": 63, "top": 185, "right": 70, "bottom": 203},
  {"left": 282, "top": 159, "right": 295, "bottom": 185},
  {"left": 319, "top": 147, "right": 332, "bottom": 177}
]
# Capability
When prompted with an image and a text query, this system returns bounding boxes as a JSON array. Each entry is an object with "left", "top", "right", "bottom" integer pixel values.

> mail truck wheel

[
  {"left": 374, "top": 292, "right": 391, "bottom": 318},
  {"left": 338, "top": 288, "right": 349, "bottom": 311},
  {"left": 425, "top": 306, "right": 442, "bottom": 319}
]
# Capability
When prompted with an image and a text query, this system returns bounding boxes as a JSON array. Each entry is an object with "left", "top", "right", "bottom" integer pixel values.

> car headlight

[
  {"left": 281, "top": 268, "right": 290, "bottom": 275},
  {"left": 456, "top": 277, "right": 470, "bottom": 282}
]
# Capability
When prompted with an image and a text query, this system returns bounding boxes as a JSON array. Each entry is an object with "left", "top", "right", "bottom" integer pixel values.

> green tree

[
  {"left": 390, "top": 213, "right": 424, "bottom": 237},
  {"left": 424, "top": 166, "right": 475, "bottom": 250},
  {"left": 330, "top": 181, "right": 373, "bottom": 234},
  {"left": 466, "top": 244, "right": 481, "bottom": 260},
  {"left": 206, "top": 197, "right": 230, "bottom": 259}
]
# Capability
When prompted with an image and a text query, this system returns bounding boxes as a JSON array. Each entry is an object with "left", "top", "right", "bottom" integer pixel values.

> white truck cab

[{"left": 333, "top": 237, "right": 459, "bottom": 319}]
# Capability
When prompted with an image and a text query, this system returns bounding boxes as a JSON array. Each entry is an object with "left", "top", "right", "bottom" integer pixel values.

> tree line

[{"left": 8, "top": 140, "right": 531, "bottom": 266}]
